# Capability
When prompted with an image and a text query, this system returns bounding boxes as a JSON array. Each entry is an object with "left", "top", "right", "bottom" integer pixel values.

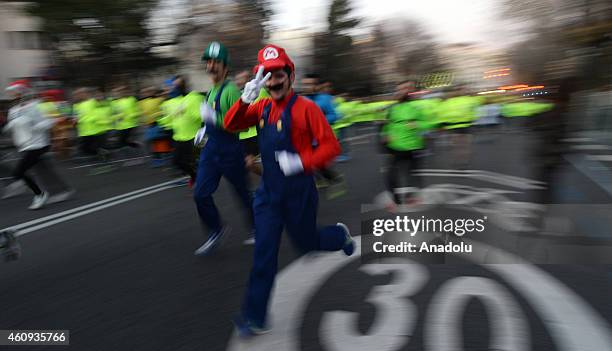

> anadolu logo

[{"left": 263, "top": 47, "right": 279, "bottom": 60}]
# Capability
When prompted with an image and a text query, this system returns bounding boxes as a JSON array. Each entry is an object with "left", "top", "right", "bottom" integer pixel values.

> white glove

[
  {"left": 194, "top": 126, "right": 207, "bottom": 146},
  {"left": 275, "top": 150, "right": 303, "bottom": 176},
  {"left": 242, "top": 66, "right": 271, "bottom": 104},
  {"left": 200, "top": 102, "right": 217, "bottom": 125}
]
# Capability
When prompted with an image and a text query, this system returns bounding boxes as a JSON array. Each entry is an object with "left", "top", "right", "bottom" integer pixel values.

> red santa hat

[{"left": 5, "top": 79, "right": 32, "bottom": 94}]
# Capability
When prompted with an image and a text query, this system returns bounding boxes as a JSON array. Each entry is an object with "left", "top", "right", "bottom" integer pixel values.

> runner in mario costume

[{"left": 222, "top": 44, "right": 356, "bottom": 336}]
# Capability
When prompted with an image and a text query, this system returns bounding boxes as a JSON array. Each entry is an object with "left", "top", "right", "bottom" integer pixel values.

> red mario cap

[{"left": 253, "top": 44, "right": 295, "bottom": 74}]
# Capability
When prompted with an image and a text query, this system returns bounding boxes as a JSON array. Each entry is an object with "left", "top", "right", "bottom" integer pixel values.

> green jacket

[
  {"left": 410, "top": 98, "right": 442, "bottom": 130},
  {"left": 112, "top": 96, "right": 141, "bottom": 130},
  {"left": 501, "top": 102, "right": 554, "bottom": 118},
  {"left": 167, "top": 93, "right": 204, "bottom": 142},
  {"left": 382, "top": 100, "right": 427, "bottom": 151},
  {"left": 158, "top": 96, "right": 183, "bottom": 130},
  {"left": 238, "top": 88, "right": 268, "bottom": 140},
  {"left": 38, "top": 101, "right": 60, "bottom": 118},
  {"left": 335, "top": 100, "right": 392, "bottom": 127},
  {"left": 95, "top": 100, "right": 114, "bottom": 133},
  {"left": 438, "top": 96, "right": 480, "bottom": 129},
  {"left": 74, "top": 99, "right": 102, "bottom": 136}
]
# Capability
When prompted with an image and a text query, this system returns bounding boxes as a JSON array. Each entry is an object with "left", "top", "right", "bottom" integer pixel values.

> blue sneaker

[
  {"left": 232, "top": 315, "right": 270, "bottom": 338},
  {"left": 337, "top": 223, "right": 355, "bottom": 256},
  {"left": 194, "top": 227, "right": 227, "bottom": 256}
]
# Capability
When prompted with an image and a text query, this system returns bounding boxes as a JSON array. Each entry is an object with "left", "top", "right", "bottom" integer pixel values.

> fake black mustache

[{"left": 268, "top": 83, "right": 284, "bottom": 91}]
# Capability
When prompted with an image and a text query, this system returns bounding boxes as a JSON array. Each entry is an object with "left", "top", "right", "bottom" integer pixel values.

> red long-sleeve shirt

[{"left": 224, "top": 91, "right": 340, "bottom": 172}]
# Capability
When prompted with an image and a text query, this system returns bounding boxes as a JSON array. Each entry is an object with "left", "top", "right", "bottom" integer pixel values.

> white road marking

[
  {"left": 416, "top": 169, "right": 545, "bottom": 183},
  {"left": 227, "top": 243, "right": 358, "bottom": 351},
  {"left": 15, "top": 185, "right": 179, "bottom": 236},
  {"left": 344, "top": 133, "right": 377, "bottom": 142},
  {"left": 413, "top": 169, "right": 545, "bottom": 190},
  {"left": 227, "top": 237, "right": 612, "bottom": 351},
  {"left": 489, "top": 262, "right": 612, "bottom": 351},
  {"left": 321, "top": 261, "right": 428, "bottom": 351},
  {"left": 572, "top": 145, "right": 612, "bottom": 151},
  {"left": 562, "top": 138, "right": 593, "bottom": 143},
  {"left": 68, "top": 156, "right": 150, "bottom": 169},
  {"left": 565, "top": 153, "right": 612, "bottom": 197},
  {"left": 349, "top": 139, "right": 372, "bottom": 145},
  {"left": 425, "top": 276, "right": 529, "bottom": 351},
  {"left": 587, "top": 155, "right": 612, "bottom": 162},
  {"left": 2, "top": 178, "right": 184, "bottom": 235}
]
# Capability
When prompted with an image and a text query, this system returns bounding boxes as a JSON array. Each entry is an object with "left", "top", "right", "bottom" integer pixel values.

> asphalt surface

[{"left": 1, "top": 121, "right": 611, "bottom": 350}]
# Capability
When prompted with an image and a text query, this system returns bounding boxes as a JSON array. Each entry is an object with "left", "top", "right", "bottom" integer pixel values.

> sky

[
  {"left": 270, "top": 0, "right": 518, "bottom": 49},
  {"left": 152, "top": 0, "right": 523, "bottom": 50}
]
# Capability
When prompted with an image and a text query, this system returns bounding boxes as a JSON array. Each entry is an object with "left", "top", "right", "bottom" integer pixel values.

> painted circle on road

[{"left": 227, "top": 237, "right": 612, "bottom": 351}]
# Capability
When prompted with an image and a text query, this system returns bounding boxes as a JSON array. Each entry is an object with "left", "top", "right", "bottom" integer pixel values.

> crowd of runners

[{"left": 1, "top": 40, "right": 570, "bottom": 336}]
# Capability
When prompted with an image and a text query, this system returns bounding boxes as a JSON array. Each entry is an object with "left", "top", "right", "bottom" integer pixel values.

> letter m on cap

[{"left": 263, "top": 47, "right": 279, "bottom": 60}]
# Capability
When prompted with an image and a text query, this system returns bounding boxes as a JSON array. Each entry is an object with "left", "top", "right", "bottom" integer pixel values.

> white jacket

[{"left": 2, "top": 100, "right": 53, "bottom": 152}]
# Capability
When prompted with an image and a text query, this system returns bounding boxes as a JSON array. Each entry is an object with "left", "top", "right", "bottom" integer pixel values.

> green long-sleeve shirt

[{"left": 382, "top": 101, "right": 427, "bottom": 151}]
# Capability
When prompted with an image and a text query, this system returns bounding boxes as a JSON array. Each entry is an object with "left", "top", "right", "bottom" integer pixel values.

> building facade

[{"left": 0, "top": 2, "right": 50, "bottom": 100}]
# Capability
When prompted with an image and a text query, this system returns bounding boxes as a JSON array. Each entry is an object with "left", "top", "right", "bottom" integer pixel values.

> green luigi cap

[{"left": 202, "top": 41, "right": 229, "bottom": 66}]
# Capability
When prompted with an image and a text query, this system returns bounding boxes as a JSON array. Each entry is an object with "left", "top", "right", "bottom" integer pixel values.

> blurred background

[
  {"left": 0, "top": 0, "right": 610, "bottom": 95},
  {"left": 1, "top": 1, "right": 612, "bottom": 350}
]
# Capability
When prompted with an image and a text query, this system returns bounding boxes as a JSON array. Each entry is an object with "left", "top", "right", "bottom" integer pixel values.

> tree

[
  {"left": 328, "top": 0, "right": 360, "bottom": 34},
  {"left": 224, "top": 0, "right": 272, "bottom": 71},
  {"left": 177, "top": 0, "right": 272, "bottom": 73},
  {"left": 19, "top": 0, "right": 173, "bottom": 88},
  {"left": 313, "top": 0, "right": 374, "bottom": 95},
  {"left": 500, "top": 0, "right": 612, "bottom": 85},
  {"left": 373, "top": 18, "right": 445, "bottom": 80}
]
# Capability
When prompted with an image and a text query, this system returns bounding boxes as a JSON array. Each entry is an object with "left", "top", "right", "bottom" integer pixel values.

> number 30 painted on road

[{"left": 227, "top": 238, "right": 612, "bottom": 351}]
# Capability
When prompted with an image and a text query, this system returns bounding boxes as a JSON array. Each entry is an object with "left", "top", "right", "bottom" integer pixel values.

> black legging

[
  {"left": 173, "top": 140, "right": 196, "bottom": 180},
  {"left": 81, "top": 135, "right": 100, "bottom": 155},
  {"left": 118, "top": 128, "right": 140, "bottom": 148},
  {"left": 386, "top": 149, "right": 422, "bottom": 204},
  {"left": 12, "top": 146, "right": 51, "bottom": 195}
]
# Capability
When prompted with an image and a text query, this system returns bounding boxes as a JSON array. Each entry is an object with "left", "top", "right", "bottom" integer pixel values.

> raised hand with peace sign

[{"left": 241, "top": 66, "right": 271, "bottom": 104}]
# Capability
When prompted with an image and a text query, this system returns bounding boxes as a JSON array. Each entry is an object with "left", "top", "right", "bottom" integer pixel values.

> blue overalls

[
  {"left": 242, "top": 94, "right": 346, "bottom": 327},
  {"left": 193, "top": 81, "right": 253, "bottom": 234}
]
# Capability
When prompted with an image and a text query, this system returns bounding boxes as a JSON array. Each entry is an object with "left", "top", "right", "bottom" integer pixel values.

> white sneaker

[
  {"left": 2, "top": 180, "right": 27, "bottom": 199},
  {"left": 194, "top": 227, "right": 227, "bottom": 256},
  {"left": 48, "top": 189, "right": 76, "bottom": 204},
  {"left": 242, "top": 230, "right": 255, "bottom": 246},
  {"left": 29, "top": 192, "right": 49, "bottom": 210}
]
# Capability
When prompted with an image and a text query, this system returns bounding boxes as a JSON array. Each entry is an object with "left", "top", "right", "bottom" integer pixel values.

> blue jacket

[{"left": 307, "top": 93, "right": 340, "bottom": 124}]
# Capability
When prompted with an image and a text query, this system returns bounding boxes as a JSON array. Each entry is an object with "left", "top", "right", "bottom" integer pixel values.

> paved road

[{"left": 1, "top": 122, "right": 611, "bottom": 350}]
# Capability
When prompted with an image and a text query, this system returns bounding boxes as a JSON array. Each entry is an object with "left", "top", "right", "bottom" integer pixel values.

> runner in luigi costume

[
  {"left": 193, "top": 41, "right": 255, "bottom": 255},
  {"left": 221, "top": 44, "right": 356, "bottom": 336}
]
